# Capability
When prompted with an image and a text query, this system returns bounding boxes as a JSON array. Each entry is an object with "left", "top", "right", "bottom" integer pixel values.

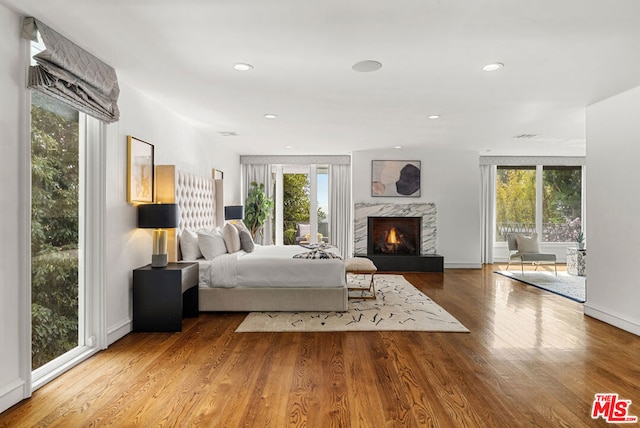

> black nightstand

[{"left": 133, "top": 262, "right": 199, "bottom": 332}]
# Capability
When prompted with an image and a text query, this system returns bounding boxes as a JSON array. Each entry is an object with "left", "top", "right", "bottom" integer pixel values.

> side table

[
  {"left": 133, "top": 262, "right": 199, "bottom": 332},
  {"left": 566, "top": 247, "right": 586, "bottom": 276}
]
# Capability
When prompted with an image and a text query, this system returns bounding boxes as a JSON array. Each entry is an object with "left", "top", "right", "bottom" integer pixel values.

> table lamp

[
  {"left": 224, "top": 205, "right": 244, "bottom": 224},
  {"left": 138, "top": 203, "right": 179, "bottom": 267}
]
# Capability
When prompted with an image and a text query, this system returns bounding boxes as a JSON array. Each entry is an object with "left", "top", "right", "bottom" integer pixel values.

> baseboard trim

[
  {"left": 444, "top": 263, "right": 482, "bottom": 269},
  {"left": 0, "top": 378, "right": 27, "bottom": 414},
  {"left": 583, "top": 305, "right": 640, "bottom": 336},
  {"left": 107, "top": 317, "right": 132, "bottom": 345}
]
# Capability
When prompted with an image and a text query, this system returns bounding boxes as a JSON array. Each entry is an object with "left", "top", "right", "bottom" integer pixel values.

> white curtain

[
  {"left": 329, "top": 164, "right": 352, "bottom": 259},
  {"left": 242, "top": 164, "right": 273, "bottom": 245},
  {"left": 480, "top": 164, "right": 496, "bottom": 264}
]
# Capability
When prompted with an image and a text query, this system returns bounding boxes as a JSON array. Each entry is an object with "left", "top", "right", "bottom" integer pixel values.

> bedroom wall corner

[
  {"left": 0, "top": 4, "right": 31, "bottom": 412},
  {"left": 104, "top": 80, "right": 241, "bottom": 345}
]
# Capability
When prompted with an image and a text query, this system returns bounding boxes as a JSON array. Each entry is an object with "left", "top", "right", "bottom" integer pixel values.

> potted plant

[
  {"left": 244, "top": 181, "right": 274, "bottom": 241},
  {"left": 576, "top": 231, "right": 585, "bottom": 250}
]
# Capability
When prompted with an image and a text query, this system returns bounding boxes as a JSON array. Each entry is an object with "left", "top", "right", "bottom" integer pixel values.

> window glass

[
  {"left": 31, "top": 91, "right": 80, "bottom": 369},
  {"left": 283, "top": 171, "right": 310, "bottom": 245},
  {"left": 495, "top": 167, "right": 536, "bottom": 242},
  {"left": 542, "top": 166, "right": 582, "bottom": 242},
  {"left": 317, "top": 166, "right": 329, "bottom": 245}
]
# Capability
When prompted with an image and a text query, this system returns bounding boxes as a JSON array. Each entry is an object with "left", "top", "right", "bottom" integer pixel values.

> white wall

[
  {"left": 0, "top": 3, "right": 242, "bottom": 411},
  {"left": 585, "top": 86, "right": 640, "bottom": 335},
  {"left": 0, "top": 5, "right": 30, "bottom": 413},
  {"left": 104, "top": 82, "right": 241, "bottom": 343},
  {"left": 352, "top": 148, "right": 481, "bottom": 268}
]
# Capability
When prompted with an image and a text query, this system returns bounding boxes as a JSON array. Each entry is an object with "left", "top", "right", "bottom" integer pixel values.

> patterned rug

[
  {"left": 495, "top": 271, "right": 586, "bottom": 303},
  {"left": 235, "top": 274, "right": 469, "bottom": 333}
]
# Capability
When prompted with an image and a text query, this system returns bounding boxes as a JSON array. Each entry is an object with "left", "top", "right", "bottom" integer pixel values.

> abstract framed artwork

[
  {"left": 371, "top": 160, "right": 421, "bottom": 197},
  {"left": 127, "top": 136, "right": 154, "bottom": 203}
]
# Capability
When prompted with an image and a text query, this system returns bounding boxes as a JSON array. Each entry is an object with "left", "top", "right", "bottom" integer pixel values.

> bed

[{"left": 155, "top": 165, "right": 348, "bottom": 312}]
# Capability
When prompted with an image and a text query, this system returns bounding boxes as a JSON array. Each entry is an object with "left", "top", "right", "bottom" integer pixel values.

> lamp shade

[
  {"left": 224, "top": 205, "right": 244, "bottom": 221},
  {"left": 138, "top": 203, "right": 179, "bottom": 228}
]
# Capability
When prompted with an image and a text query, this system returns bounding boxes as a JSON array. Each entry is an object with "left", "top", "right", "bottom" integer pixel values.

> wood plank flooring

[{"left": 2, "top": 265, "right": 639, "bottom": 427}]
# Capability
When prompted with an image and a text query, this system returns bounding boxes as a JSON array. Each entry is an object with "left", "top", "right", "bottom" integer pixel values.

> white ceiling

[{"left": 3, "top": 0, "right": 640, "bottom": 156}]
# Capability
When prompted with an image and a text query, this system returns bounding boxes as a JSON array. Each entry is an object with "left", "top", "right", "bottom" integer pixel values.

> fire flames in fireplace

[
  {"left": 380, "top": 226, "right": 415, "bottom": 253},
  {"left": 368, "top": 217, "right": 420, "bottom": 255}
]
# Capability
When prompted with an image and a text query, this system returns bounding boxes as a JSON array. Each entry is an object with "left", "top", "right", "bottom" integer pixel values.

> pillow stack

[{"left": 179, "top": 222, "right": 256, "bottom": 260}]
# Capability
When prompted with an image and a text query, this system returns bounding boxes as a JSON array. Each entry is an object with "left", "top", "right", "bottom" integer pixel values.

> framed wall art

[
  {"left": 371, "top": 160, "right": 421, "bottom": 197},
  {"left": 213, "top": 168, "right": 224, "bottom": 180},
  {"left": 127, "top": 135, "right": 154, "bottom": 203}
]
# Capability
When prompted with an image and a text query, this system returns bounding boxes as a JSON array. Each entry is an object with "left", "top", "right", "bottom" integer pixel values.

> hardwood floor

[{"left": 2, "top": 265, "right": 639, "bottom": 427}]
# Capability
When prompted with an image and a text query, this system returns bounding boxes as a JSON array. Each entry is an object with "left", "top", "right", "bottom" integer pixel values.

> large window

[{"left": 495, "top": 165, "right": 582, "bottom": 243}]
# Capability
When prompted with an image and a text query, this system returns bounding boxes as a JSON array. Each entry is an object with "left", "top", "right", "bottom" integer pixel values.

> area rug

[
  {"left": 235, "top": 274, "right": 469, "bottom": 333},
  {"left": 495, "top": 271, "right": 586, "bottom": 303}
]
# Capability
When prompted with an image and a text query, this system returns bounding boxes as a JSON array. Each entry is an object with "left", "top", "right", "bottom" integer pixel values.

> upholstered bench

[{"left": 345, "top": 257, "right": 377, "bottom": 299}]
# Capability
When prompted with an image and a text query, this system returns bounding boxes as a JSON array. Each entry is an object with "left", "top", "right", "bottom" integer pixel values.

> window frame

[
  {"left": 494, "top": 164, "right": 585, "bottom": 246},
  {"left": 29, "top": 101, "right": 106, "bottom": 391}
]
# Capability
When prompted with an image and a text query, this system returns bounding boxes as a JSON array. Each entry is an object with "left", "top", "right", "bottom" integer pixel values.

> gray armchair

[
  {"left": 506, "top": 232, "right": 557, "bottom": 275},
  {"left": 295, "top": 223, "right": 310, "bottom": 244}
]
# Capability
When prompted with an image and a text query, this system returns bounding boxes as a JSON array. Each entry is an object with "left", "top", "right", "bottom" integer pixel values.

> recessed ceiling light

[
  {"left": 264, "top": 114, "right": 278, "bottom": 119},
  {"left": 233, "top": 63, "right": 253, "bottom": 71},
  {"left": 394, "top": 145, "right": 403, "bottom": 149},
  {"left": 352, "top": 60, "right": 383, "bottom": 72},
  {"left": 482, "top": 62, "right": 504, "bottom": 71},
  {"left": 285, "top": 145, "right": 293, "bottom": 149},
  {"left": 428, "top": 115, "right": 440, "bottom": 120}
]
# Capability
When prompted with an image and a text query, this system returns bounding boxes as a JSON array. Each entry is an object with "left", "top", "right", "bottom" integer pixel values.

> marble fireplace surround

[{"left": 354, "top": 203, "right": 437, "bottom": 255}]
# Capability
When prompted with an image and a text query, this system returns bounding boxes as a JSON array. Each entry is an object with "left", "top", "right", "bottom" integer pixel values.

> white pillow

[
  {"left": 180, "top": 229, "right": 202, "bottom": 261},
  {"left": 222, "top": 223, "right": 242, "bottom": 253},
  {"left": 198, "top": 228, "right": 228, "bottom": 259},
  {"left": 516, "top": 233, "right": 539, "bottom": 253}
]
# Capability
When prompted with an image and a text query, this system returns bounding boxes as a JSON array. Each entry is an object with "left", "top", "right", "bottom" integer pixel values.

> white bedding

[{"left": 198, "top": 245, "right": 345, "bottom": 289}]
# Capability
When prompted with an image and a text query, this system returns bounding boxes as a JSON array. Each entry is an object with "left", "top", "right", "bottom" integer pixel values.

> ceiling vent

[
  {"left": 219, "top": 131, "right": 237, "bottom": 137},
  {"left": 513, "top": 134, "right": 539, "bottom": 139}
]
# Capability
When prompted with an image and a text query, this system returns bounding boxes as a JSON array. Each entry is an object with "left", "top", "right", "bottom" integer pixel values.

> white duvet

[{"left": 198, "top": 245, "right": 346, "bottom": 289}]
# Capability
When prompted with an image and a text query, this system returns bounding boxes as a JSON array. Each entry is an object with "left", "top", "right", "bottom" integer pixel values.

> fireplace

[
  {"left": 367, "top": 217, "right": 421, "bottom": 255},
  {"left": 354, "top": 203, "right": 443, "bottom": 272}
]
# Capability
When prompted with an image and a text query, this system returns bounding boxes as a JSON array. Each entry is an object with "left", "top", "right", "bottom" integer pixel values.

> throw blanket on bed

[{"left": 294, "top": 248, "right": 343, "bottom": 260}]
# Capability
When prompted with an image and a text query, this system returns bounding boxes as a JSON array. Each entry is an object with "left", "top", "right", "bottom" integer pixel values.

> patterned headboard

[
  {"left": 175, "top": 169, "right": 217, "bottom": 232},
  {"left": 156, "top": 165, "right": 224, "bottom": 261}
]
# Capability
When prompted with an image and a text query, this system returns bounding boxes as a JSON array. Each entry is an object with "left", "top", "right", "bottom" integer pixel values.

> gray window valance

[{"left": 21, "top": 17, "right": 120, "bottom": 123}]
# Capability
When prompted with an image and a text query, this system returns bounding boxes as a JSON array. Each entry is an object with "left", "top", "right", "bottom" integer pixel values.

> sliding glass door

[
  {"left": 30, "top": 90, "right": 103, "bottom": 389},
  {"left": 31, "top": 92, "right": 83, "bottom": 370},
  {"left": 276, "top": 164, "right": 330, "bottom": 246}
]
